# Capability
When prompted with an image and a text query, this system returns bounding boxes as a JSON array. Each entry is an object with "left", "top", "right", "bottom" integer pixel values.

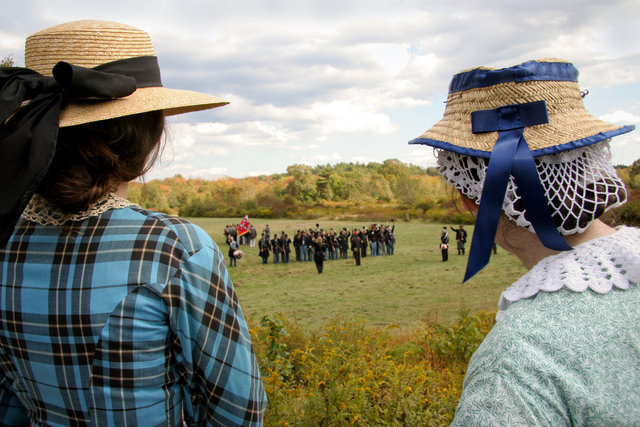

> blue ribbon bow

[{"left": 464, "top": 100, "right": 572, "bottom": 282}]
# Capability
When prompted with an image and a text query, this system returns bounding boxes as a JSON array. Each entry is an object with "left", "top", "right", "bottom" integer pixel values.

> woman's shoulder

[
  {"left": 482, "top": 284, "right": 640, "bottom": 385},
  {"left": 458, "top": 286, "right": 640, "bottom": 426},
  {"left": 111, "top": 206, "right": 216, "bottom": 255}
]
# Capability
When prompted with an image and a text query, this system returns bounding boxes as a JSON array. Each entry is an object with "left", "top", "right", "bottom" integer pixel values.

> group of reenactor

[
  {"left": 252, "top": 222, "right": 396, "bottom": 271},
  {"left": 224, "top": 223, "right": 258, "bottom": 247}
]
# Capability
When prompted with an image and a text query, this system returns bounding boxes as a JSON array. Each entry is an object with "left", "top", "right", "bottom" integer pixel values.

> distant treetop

[{"left": 1, "top": 55, "right": 14, "bottom": 67}]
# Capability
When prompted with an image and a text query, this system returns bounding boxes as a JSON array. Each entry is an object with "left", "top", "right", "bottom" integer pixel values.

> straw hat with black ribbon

[
  {"left": 0, "top": 20, "right": 229, "bottom": 245},
  {"left": 410, "top": 58, "right": 635, "bottom": 282}
]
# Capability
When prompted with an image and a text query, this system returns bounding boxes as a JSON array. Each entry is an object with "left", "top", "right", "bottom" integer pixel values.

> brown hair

[{"left": 37, "top": 110, "right": 165, "bottom": 212}]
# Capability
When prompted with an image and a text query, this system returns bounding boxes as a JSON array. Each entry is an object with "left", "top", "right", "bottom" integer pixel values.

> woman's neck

[
  {"left": 115, "top": 182, "right": 129, "bottom": 198},
  {"left": 497, "top": 219, "right": 616, "bottom": 269}
]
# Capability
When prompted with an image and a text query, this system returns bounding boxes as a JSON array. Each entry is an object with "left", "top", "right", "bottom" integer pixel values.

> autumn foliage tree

[
  {"left": 609, "top": 162, "right": 640, "bottom": 226},
  {"left": 128, "top": 160, "right": 640, "bottom": 225},
  {"left": 1, "top": 55, "right": 15, "bottom": 67},
  {"left": 128, "top": 160, "right": 468, "bottom": 222}
]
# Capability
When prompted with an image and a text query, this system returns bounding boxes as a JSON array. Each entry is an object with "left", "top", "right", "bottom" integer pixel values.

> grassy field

[{"left": 190, "top": 217, "right": 527, "bottom": 329}]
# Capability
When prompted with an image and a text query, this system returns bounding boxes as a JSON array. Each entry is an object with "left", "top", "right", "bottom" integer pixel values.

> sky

[{"left": 2, "top": 0, "right": 640, "bottom": 180}]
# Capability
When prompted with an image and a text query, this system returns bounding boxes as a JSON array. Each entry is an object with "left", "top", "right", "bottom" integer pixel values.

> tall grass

[{"left": 251, "top": 310, "right": 497, "bottom": 425}]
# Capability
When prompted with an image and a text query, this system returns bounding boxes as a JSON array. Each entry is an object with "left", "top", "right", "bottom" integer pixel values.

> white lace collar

[
  {"left": 497, "top": 226, "right": 640, "bottom": 320},
  {"left": 22, "top": 193, "right": 136, "bottom": 227}
]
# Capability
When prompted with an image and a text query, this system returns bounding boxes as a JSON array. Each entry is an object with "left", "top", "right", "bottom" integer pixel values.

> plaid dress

[{"left": 0, "top": 199, "right": 266, "bottom": 426}]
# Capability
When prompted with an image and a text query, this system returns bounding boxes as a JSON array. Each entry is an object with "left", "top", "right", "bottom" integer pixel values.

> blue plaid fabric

[{"left": 0, "top": 205, "right": 266, "bottom": 426}]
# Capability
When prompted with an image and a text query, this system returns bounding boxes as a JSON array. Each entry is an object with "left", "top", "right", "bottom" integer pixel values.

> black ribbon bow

[{"left": 0, "top": 57, "right": 157, "bottom": 246}]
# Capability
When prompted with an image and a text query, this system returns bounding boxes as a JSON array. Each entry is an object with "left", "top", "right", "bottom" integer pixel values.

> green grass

[{"left": 190, "top": 218, "right": 527, "bottom": 329}]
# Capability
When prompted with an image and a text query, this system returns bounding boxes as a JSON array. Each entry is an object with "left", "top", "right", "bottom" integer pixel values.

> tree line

[
  {"left": 613, "top": 159, "right": 640, "bottom": 226},
  {"left": 128, "top": 158, "right": 640, "bottom": 227},
  {"left": 129, "top": 159, "right": 470, "bottom": 222}
]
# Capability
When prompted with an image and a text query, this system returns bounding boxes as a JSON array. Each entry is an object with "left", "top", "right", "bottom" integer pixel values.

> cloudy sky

[{"left": 2, "top": 0, "right": 640, "bottom": 180}]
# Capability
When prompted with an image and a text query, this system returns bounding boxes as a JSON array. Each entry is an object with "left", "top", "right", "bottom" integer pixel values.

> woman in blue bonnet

[{"left": 411, "top": 58, "right": 639, "bottom": 425}]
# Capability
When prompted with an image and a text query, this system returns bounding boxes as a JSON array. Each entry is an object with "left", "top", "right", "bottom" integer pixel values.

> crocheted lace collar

[
  {"left": 497, "top": 226, "right": 640, "bottom": 320},
  {"left": 22, "top": 193, "right": 136, "bottom": 227}
]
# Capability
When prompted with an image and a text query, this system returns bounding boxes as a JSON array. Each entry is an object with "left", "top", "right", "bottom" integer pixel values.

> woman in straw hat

[
  {"left": 411, "top": 58, "right": 639, "bottom": 425},
  {"left": 0, "top": 21, "right": 265, "bottom": 426}
]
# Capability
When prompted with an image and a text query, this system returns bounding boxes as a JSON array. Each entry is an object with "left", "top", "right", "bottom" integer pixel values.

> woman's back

[{"left": 0, "top": 196, "right": 265, "bottom": 426}]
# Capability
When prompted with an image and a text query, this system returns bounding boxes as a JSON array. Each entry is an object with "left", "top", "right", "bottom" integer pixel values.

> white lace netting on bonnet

[{"left": 436, "top": 140, "right": 627, "bottom": 235}]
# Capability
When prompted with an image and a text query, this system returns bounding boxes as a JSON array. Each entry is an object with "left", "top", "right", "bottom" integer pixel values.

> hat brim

[
  {"left": 410, "top": 124, "right": 635, "bottom": 158},
  {"left": 409, "top": 79, "right": 634, "bottom": 157},
  {"left": 59, "top": 86, "right": 228, "bottom": 127}
]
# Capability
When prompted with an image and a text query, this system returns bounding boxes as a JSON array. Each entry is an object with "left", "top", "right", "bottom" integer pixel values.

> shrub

[
  {"left": 418, "top": 309, "right": 493, "bottom": 367},
  {"left": 250, "top": 310, "right": 495, "bottom": 426}
]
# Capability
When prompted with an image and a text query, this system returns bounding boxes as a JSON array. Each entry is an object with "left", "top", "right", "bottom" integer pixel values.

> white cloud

[
  {"left": 401, "top": 148, "right": 439, "bottom": 168},
  {"left": 145, "top": 162, "right": 194, "bottom": 181},
  {"left": 599, "top": 110, "right": 640, "bottom": 165},
  {"left": 610, "top": 132, "right": 640, "bottom": 165},
  {"left": 189, "top": 167, "right": 230, "bottom": 179},
  {"left": 364, "top": 43, "right": 410, "bottom": 76},
  {"left": 0, "top": 31, "right": 22, "bottom": 53},
  {"left": 348, "top": 155, "right": 378, "bottom": 164},
  {"left": 246, "top": 169, "right": 278, "bottom": 177},
  {"left": 303, "top": 152, "right": 343, "bottom": 163},
  {"left": 3, "top": 0, "right": 640, "bottom": 178},
  {"left": 247, "top": 121, "right": 292, "bottom": 143},
  {"left": 194, "top": 122, "right": 229, "bottom": 134},
  {"left": 309, "top": 100, "right": 396, "bottom": 135},
  {"left": 600, "top": 111, "right": 640, "bottom": 125}
]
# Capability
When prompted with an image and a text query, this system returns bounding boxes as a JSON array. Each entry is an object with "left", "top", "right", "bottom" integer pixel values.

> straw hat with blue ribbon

[
  {"left": 0, "top": 20, "right": 229, "bottom": 245},
  {"left": 410, "top": 58, "right": 635, "bottom": 282}
]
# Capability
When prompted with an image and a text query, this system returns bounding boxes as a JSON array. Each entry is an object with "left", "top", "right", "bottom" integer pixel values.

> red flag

[{"left": 236, "top": 215, "right": 250, "bottom": 236}]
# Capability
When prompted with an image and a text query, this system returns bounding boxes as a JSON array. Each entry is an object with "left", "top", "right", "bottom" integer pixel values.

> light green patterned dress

[{"left": 452, "top": 227, "right": 640, "bottom": 426}]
